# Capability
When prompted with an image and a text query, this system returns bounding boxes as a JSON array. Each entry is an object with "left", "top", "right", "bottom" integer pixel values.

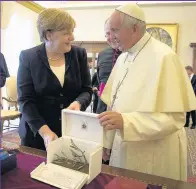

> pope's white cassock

[{"left": 101, "top": 31, "right": 196, "bottom": 181}]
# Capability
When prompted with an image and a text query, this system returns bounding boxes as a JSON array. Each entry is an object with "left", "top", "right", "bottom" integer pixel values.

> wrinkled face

[
  {"left": 104, "top": 22, "right": 119, "bottom": 49},
  {"left": 109, "top": 11, "right": 135, "bottom": 51},
  {"left": 46, "top": 29, "right": 74, "bottom": 53}
]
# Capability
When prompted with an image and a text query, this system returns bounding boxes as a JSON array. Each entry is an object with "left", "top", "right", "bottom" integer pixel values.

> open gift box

[{"left": 30, "top": 109, "right": 103, "bottom": 189}]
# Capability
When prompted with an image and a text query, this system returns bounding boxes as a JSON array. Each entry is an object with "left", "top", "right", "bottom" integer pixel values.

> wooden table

[{"left": 17, "top": 146, "right": 196, "bottom": 189}]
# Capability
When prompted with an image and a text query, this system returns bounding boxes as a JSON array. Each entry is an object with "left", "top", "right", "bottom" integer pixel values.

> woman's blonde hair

[{"left": 37, "top": 8, "right": 76, "bottom": 42}]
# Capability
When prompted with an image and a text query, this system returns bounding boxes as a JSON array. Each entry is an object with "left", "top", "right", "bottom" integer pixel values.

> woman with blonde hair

[{"left": 17, "top": 8, "right": 92, "bottom": 150}]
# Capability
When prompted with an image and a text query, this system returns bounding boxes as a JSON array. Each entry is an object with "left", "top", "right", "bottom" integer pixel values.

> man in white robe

[{"left": 98, "top": 3, "right": 196, "bottom": 181}]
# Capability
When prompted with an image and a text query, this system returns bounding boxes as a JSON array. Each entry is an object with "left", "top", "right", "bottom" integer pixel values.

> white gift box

[{"left": 30, "top": 109, "right": 103, "bottom": 189}]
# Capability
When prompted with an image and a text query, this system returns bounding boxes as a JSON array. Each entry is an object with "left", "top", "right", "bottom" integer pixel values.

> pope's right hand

[{"left": 38, "top": 125, "right": 58, "bottom": 150}]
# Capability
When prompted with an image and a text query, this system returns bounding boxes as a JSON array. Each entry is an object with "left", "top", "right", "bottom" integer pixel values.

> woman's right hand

[{"left": 38, "top": 125, "right": 58, "bottom": 150}]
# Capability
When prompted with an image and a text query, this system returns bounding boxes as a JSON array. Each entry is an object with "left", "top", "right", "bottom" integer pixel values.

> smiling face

[
  {"left": 37, "top": 8, "right": 76, "bottom": 53},
  {"left": 46, "top": 29, "right": 74, "bottom": 53},
  {"left": 104, "top": 20, "right": 119, "bottom": 50},
  {"left": 109, "top": 11, "right": 141, "bottom": 51}
]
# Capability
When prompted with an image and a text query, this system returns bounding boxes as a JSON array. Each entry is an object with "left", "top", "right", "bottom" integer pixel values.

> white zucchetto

[{"left": 116, "top": 3, "right": 146, "bottom": 22}]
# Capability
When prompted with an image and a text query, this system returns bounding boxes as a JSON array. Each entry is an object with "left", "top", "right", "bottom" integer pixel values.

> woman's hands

[
  {"left": 66, "top": 101, "right": 81, "bottom": 111},
  {"left": 39, "top": 125, "right": 58, "bottom": 150}
]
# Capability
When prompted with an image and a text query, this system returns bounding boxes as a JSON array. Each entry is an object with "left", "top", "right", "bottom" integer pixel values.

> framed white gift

[{"left": 30, "top": 109, "right": 103, "bottom": 189}]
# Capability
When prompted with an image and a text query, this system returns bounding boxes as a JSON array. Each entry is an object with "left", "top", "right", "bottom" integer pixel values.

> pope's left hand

[
  {"left": 66, "top": 101, "right": 81, "bottom": 111},
  {"left": 98, "top": 111, "right": 123, "bottom": 130}
]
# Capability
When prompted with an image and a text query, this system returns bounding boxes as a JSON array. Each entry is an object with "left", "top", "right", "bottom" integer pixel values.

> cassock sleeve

[
  {"left": 103, "top": 130, "right": 116, "bottom": 149},
  {"left": 120, "top": 112, "right": 185, "bottom": 141},
  {"left": 101, "top": 63, "right": 119, "bottom": 149},
  {"left": 101, "top": 56, "right": 123, "bottom": 148},
  {"left": 100, "top": 56, "right": 120, "bottom": 107}
]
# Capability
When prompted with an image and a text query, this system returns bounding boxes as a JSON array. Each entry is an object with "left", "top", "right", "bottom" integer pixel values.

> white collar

[
  {"left": 127, "top": 32, "right": 151, "bottom": 54},
  {"left": 190, "top": 73, "right": 194, "bottom": 80}
]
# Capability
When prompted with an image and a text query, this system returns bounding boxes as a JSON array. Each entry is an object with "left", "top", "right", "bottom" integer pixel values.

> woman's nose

[{"left": 69, "top": 33, "right": 74, "bottom": 41}]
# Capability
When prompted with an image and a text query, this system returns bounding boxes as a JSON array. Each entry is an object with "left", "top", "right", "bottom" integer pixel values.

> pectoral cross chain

[
  {"left": 111, "top": 68, "right": 129, "bottom": 109},
  {"left": 110, "top": 34, "right": 152, "bottom": 109}
]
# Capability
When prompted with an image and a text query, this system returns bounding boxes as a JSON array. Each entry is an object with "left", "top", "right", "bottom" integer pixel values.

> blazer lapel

[
  {"left": 62, "top": 49, "right": 72, "bottom": 89},
  {"left": 65, "top": 47, "right": 72, "bottom": 73},
  {"left": 37, "top": 43, "right": 63, "bottom": 88},
  {"left": 37, "top": 43, "right": 72, "bottom": 73},
  {"left": 37, "top": 43, "right": 51, "bottom": 70},
  {"left": 37, "top": 43, "right": 72, "bottom": 89}
]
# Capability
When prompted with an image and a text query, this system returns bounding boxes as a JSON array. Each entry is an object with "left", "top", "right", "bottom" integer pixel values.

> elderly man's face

[
  {"left": 109, "top": 11, "right": 135, "bottom": 51},
  {"left": 104, "top": 22, "right": 119, "bottom": 50}
]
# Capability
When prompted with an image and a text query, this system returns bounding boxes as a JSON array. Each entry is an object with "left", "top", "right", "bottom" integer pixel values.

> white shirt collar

[
  {"left": 190, "top": 73, "right": 194, "bottom": 80},
  {"left": 127, "top": 32, "right": 151, "bottom": 54}
]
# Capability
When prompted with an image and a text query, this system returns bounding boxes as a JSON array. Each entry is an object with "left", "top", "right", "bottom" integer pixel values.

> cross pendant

[
  {"left": 113, "top": 94, "right": 117, "bottom": 101},
  {"left": 110, "top": 68, "right": 129, "bottom": 109},
  {"left": 111, "top": 93, "right": 117, "bottom": 109}
]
